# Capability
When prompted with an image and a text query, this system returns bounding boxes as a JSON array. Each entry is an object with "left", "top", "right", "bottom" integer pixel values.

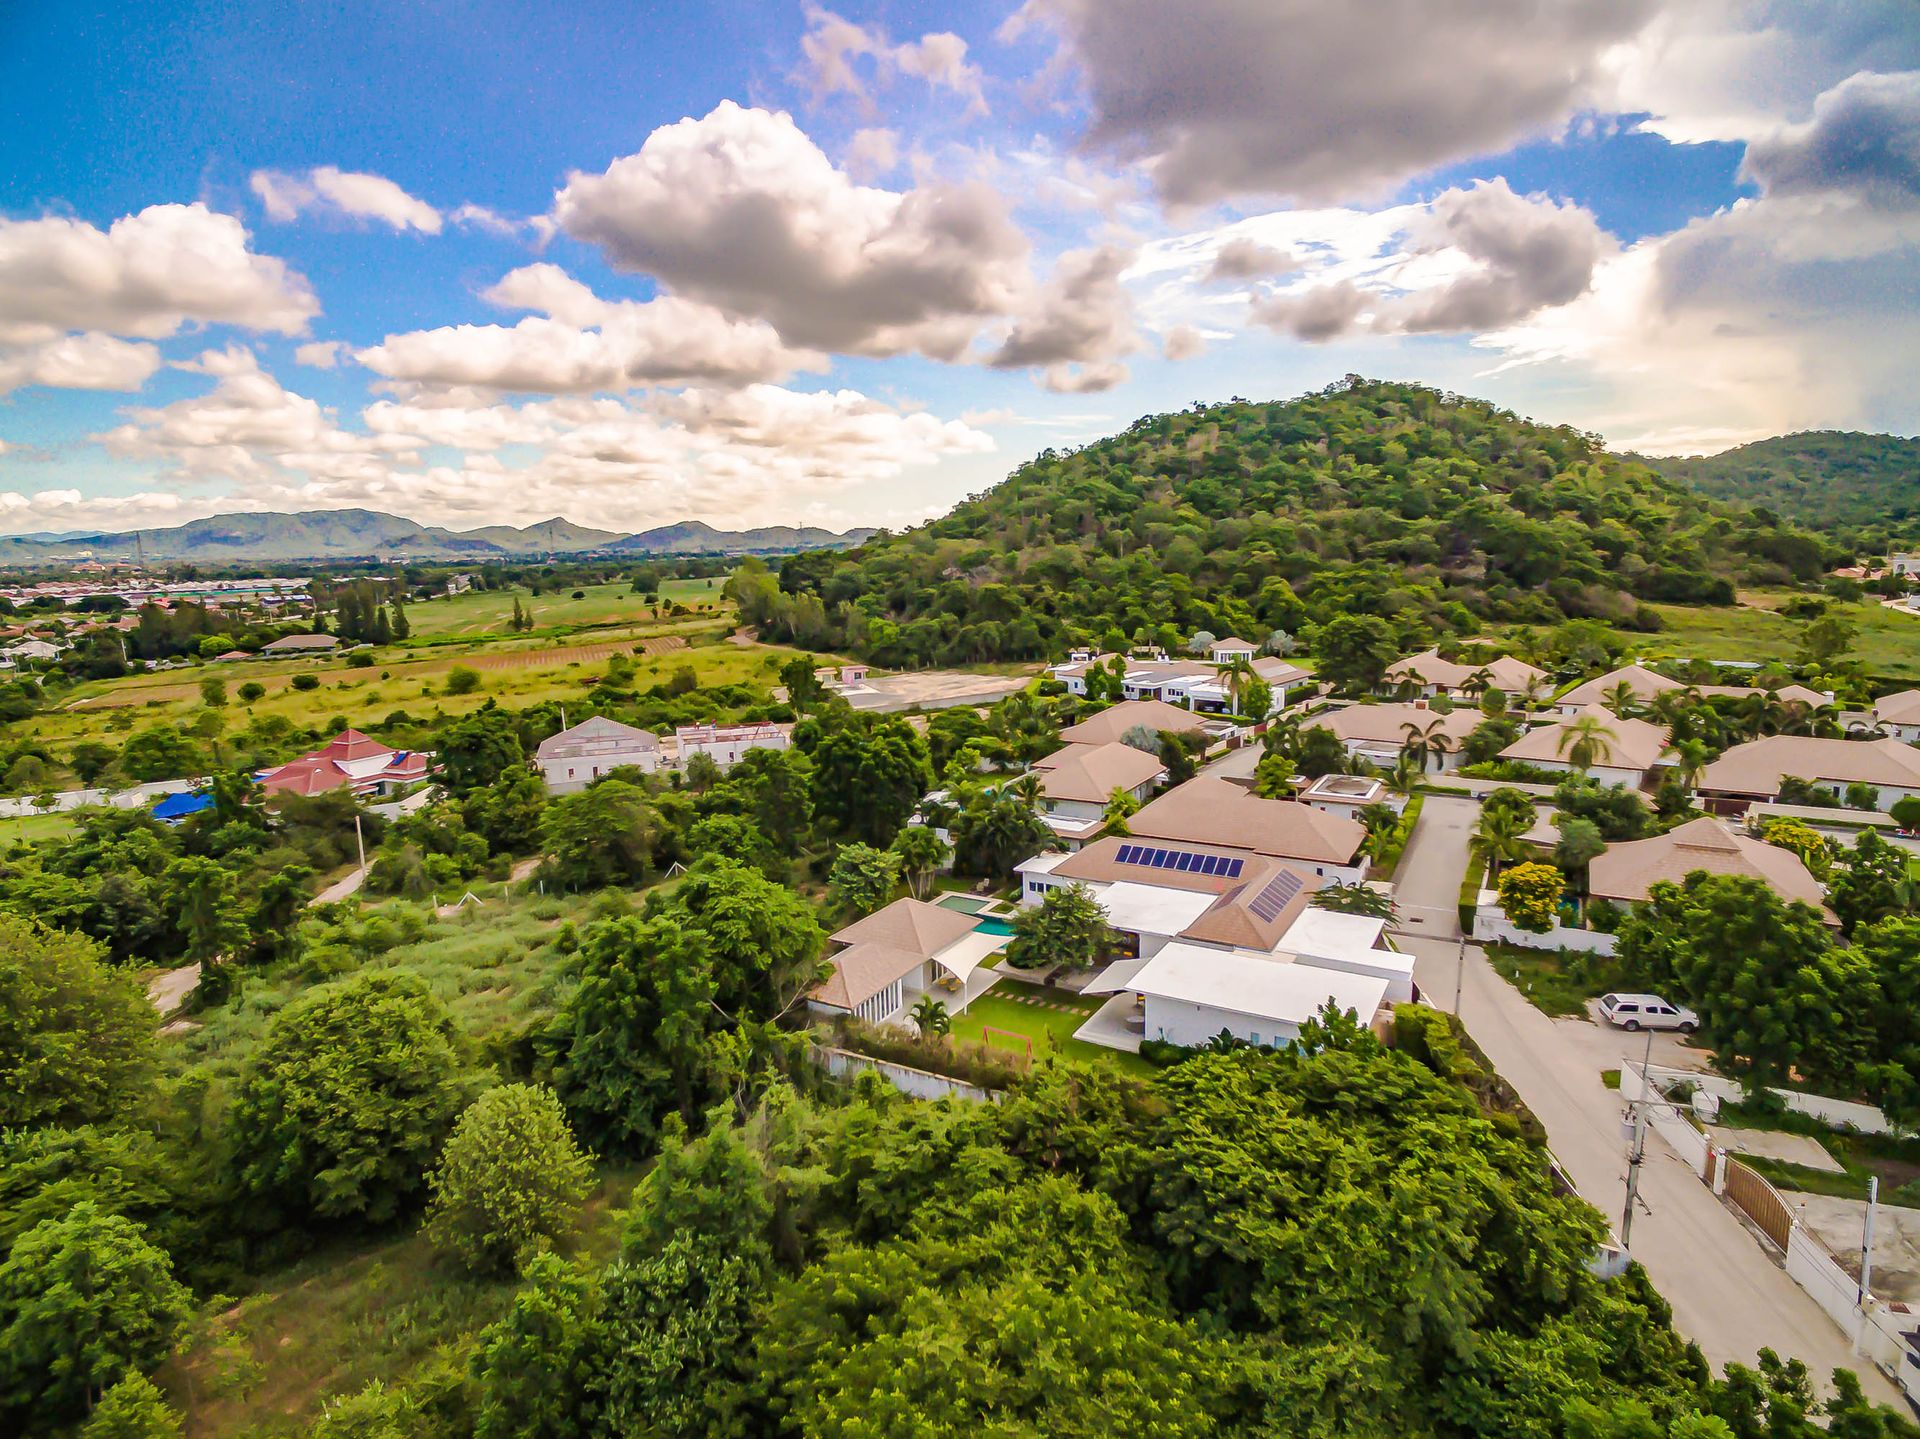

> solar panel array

[
  {"left": 1247, "top": 870, "right": 1306, "bottom": 923},
  {"left": 1113, "top": 843, "right": 1245, "bottom": 879}
]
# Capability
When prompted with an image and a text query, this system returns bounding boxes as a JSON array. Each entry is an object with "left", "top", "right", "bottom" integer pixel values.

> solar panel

[
  {"left": 1116, "top": 844, "right": 1137, "bottom": 863},
  {"left": 1224, "top": 858, "right": 1245, "bottom": 879},
  {"left": 1113, "top": 844, "right": 1246, "bottom": 880},
  {"left": 1247, "top": 870, "right": 1305, "bottom": 923},
  {"left": 1172, "top": 852, "right": 1192, "bottom": 871}
]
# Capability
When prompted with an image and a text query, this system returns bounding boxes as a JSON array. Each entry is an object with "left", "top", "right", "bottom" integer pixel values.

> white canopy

[
  {"left": 930, "top": 929, "right": 1011, "bottom": 985},
  {"left": 1081, "top": 956, "right": 1153, "bottom": 995}
]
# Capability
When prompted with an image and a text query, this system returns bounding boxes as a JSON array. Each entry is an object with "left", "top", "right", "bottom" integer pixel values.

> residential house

[
  {"left": 445, "top": 573, "right": 477, "bottom": 595},
  {"left": 813, "top": 663, "right": 871, "bottom": 690},
  {"left": 1110, "top": 943, "right": 1393, "bottom": 1050},
  {"left": 1057, "top": 698, "right": 1221, "bottom": 747},
  {"left": 807, "top": 897, "right": 1008, "bottom": 1025},
  {"left": 1870, "top": 690, "right": 1920, "bottom": 743},
  {"left": 1207, "top": 636, "right": 1257, "bottom": 663},
  {"left": 673, "top": 721, "right": 792, "bottom": 770},
  {"left": 1127, "top": 773, "right": 1370, "bottom": 882},
  {"left": 1307, "top": 702, "right": 1480, "bottom": 772},
  {"left": 261, "top": 633, "right": 340, "bottom": 657},
  {"left": 1696, "top": 735, "right": 1920, "bottom": 812},
  {"left": 1383, "top": 648, "right": 1545, "bottom": 700},
  {"left": 1, "top": 638, "right": 62, "bottom": 663},
  {"left": 1299, "top": 772, "right": 1402, "bottom": 818},
  {"left": 1029, "top": 741, "right": 1167, "bottom": 848},
  {"left": 1554, "top": 663, "right": 1829, "bottom": 717},
  {"left": 534, "top": 716, "right": 664, "bottom": 792},
  {"left": 259, "top": 729, "right": 430, "bottom": 797},
  {"left": 1891, "top": 553, "right": 1920, "bottom": 578},
  {"left": 1496, "top": 705, "right": 1672, "bottom": 788},
  {"left": 1588, "top": 815, "right": 1838, "bottom": 926}
]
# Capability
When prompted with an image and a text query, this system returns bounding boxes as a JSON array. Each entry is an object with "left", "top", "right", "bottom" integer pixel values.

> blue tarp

[{"left": 151, "top": 792, "right": 213, "bottom": 822}]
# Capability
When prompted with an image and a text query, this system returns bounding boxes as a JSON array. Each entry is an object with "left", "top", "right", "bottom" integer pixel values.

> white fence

[
  {"left": 0, "top": 777, "right": 199, "bottom": 818},
  {"left": 817, "top": 1047, "right": 997, "bottom": 1103},
  {"left": 1642, "top": 1062, "right": 1898, "bottom": 1136},
  {"left": 1472, "top": 898, "right": 1619, "bottom": 956},
  {"left": 1619, "top": 1063, "right": 1712, "bottom": 1177}
]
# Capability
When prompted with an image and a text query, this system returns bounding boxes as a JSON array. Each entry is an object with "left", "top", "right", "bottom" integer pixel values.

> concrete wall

[
  {"left": 537, "top": 750, "right": 660, "bottom": 793},
  {"left": 817, "top": 1047, "right": 996, "bottom": 1103},
  {"left": 1643, "top": 1063, "right": 1897, "bottom": 1135},
  {"left": 1144, "top": 995, "right": 1301, "bottom": 1049},
  {"left": 1472, "top": 903, "right": 1619, "bottom": 955}
]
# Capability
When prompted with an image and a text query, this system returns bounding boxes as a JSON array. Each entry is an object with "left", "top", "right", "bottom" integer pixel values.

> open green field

[
  {"left": 0, "top": 811, "right": 78, "bottom": 845},
  {"left": 951, "top": 980, "right": 1152, "bottom": 1076},
  {"left": 1606, "top": 591, "right": 1920, "bottom": 682},
  {"left": 404, "top": 579, "right": 731, "bottom": 639}
]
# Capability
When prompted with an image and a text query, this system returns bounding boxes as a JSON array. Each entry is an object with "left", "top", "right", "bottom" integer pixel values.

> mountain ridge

[
  {"left": 0, "top": 509, "right": 876, "bottom": 565},
  {"left": 1651, "top": 431, "right": 1920, "bottom": 529}
]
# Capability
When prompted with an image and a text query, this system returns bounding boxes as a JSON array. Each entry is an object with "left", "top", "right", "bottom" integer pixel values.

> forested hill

[
  {"left": 752, "top": 378, "right": 1832, "bottom": 669},
  {"left": 1653, "top": 431, "right": 1920, "bottom": 530}
]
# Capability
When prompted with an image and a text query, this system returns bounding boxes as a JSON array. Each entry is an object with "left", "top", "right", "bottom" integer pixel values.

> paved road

[{"left": 1391, "top": 796, "right": 1902, "bottom": 1402}]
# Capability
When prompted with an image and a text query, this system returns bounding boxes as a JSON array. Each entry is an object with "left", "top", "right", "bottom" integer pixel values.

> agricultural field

[{"left": 403, "top": 578, "right": 730, "bottom": 640}]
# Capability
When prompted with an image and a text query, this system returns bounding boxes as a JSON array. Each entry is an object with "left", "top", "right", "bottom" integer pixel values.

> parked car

[{"left": 1597, "top": 992, "right": 1698, "bottom": 1033}]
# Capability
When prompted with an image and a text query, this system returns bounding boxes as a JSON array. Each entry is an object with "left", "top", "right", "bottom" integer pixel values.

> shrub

[
  {"left": 829, "top": 1017, "right": 1027, "bottom": 1091},
  {"left": 237, "top": 681, "right": 266, "bottom": 704},
  {"left": 0, "top": 916, "right": 155, "bottom": 1129},
  {"left": 347, "top": 651, "right": 375, "bottom": 669},
  {"left": 424, "top": 1084, "right": 594, "bottom": 1276},
  {"left": 291, "top": 673, "right": 321, "bottom": 692},
  {"left": 446, "top": 666, "right": 482, "bottom": 696},
  {"left": 80, "top": 1372, "right": 181, "bottom": 1439}
]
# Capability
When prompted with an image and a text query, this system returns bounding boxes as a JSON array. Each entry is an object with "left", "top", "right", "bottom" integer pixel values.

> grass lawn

[
  {"left": 1609, "top": 591, "right": 1920, "bottom": 682},
  {"left": 0, "top": 810, "right": 78, "bottom": 845},
  {"left": 1711, "top": 1102, "right": 1920, "bottom": 1205},
  {"left": 1483, "top": 941, "right": 1622, "bottom": 1018},
  {"left": 159, "top": 1160, "right": 644, "bottom": 1439},
  {"left": 951, "top": 981, "right": 1153, "bottom": 1076},
  {"left": 404, "top": 579, "right": 733, "bottom": 639}
]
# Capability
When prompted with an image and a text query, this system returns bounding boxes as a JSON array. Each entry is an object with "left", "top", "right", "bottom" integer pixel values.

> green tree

[
  {"left": 1474, "top": 788, "right": 1536, "bottom": 872},
  {"left": 236, "top": 681, "right": 266, "bottom": 704},
  {"left": 80, "top": 1371, "right": 181, "bottom": 1439},
  {"left": 446, "top": 665, "right": 483, "bottom": 696},
  {"left": 1312, "top": 614, "right": 1401, "bottom": 692},
  {"left": 0, "top": 1202, "right": 190, "bottom": 1423},
  {"left": 1005, "top": 882, "right": 1112, "bottom": 971},
  {"left": 471, "top": 1253, "right": 606, "bottom": 1439},
  {"left": 1553, "top": 815, "right": 1608, "bottom": 880},
  {"left": 779, "top": 657, "right": 829, "bottom": 711},
  {"left": 827, "top": 842, "right": 897, "bottom": 918},
  {"left": 461, "top": 766, "right": 549, "bottom": 854},
  {"left": 1827, "top": 831, "right": 1916, "bottom": 936},
  {"left": 1799, "top": 612, "right": 1856, "bottom": 666},
  {"left": 164, "top": 855, "right": 250, "bottom": 966},
  {"left": 538, "top": 780, "right": 661, "bottom": 890},
  {"left": 1497, "top": 862, "right": 1564, "bottom": 933},
  {"left": 229, "top": 970, "right": 468, "bottom": 1222},
  {"left": 1759, "top": 819, "right": 1831, "bottom": 880},
  {"left": 1310, "top": 881, "right": 1397, "bottom": 920},
  {"left": 118, "top": 726, "right": 199, "bottom": 783},
  {"left": 887, "top": 824, "right": 950, "bottom": 900},
  {"left": 1294, "top": 725, "right": 1350, "bottom": 778},
  {"left": 1891, "top": 796, "right": 1920, "bottom": 831},
  {"left": 1556, "top": 713, "right": 1618, "bottom": 772},
  {"left": 1103, "top": 784, "right": 1141, "bottom": 834},
  {"left": 546, "top": 916, "right": 723, "bottom": 1153},
  {"left": 0, "top": 916, "right": 154, "bottom": 1129},
  {"left": 198, "top": 675, "right": 226, "bottom": 708},
  {"left": 1252, "top": 749, "right": 1297, "bottom": 798},
  {"left": 425, "top": 1083, "right": 594, "bottom": 1275},
  {"left": 1400, "top": 716, "right": 1450, "bottom": 773},
  {"left": 949, "top": 780, "right": 1053, "bottom": 879},
  {"left": 910, "top": 994, "right": 951, "bottom": 1038},
  {"left": 69, "top": 741, "right": 118, "bottom": 784},
  {"left": 435, "top": 708, "right": 525, "bottom": 796},
  {"left": 807, "top": 718, "right": 931, "bottom": 846}
]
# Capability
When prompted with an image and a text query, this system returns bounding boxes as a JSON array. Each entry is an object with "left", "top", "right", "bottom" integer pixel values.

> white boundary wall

[
  {"left": 1643, "top": 1062, "right": 1897, "bottom": 1136},
  {"left": 1473, "top": 901, "right": 1619, "bottom": 955},
  {"left": 818, "top": 1047, "right": 997, "bottom": 1103}
]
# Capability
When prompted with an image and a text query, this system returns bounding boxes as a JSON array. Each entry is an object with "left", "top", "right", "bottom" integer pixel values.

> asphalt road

[{"left": 1391, "top": 795, "right": 1902, "bottom": 1402}]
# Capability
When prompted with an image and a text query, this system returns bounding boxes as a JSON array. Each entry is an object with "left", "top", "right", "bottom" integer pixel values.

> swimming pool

[
  {"left": 973, "top": 917, "right": 1017, "bottom": 936},
  {"left": 935, "top": 893, "right": 1017, "bottom": 936}
]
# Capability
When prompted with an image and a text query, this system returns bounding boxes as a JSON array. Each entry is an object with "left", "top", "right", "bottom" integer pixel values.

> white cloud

[
  {"left": 251, "top": 166, "right": 443, "bottom": 233},
  {"left": 1010, "top": 0, "right": 1656, "bottom": 205},
  {"left": 989, "top": 244, "right": 1139, "bottom": 373},
  {"left": 799, "top": 8, "right": 986, "bottom": 115},
  {"left": 356, "top": 262, "right": 823, "bottom": 393},
  {"left": 294, "top": 340, "right": 345, "bottom": 369},
  {"left": 845, "top": 127, "right": 900, "bottom": 180},
  {"left": 553, "top": 102, "right": 1034, "bottom": 361},
  {"left": 447, "top": 203, "right": 525, "bottom": 237},
  {"left": 0, "top": 333, "right": 162, "bottom": 396},
  {"left": 0, "top": 203, "right": 316, "bottom": 347}
]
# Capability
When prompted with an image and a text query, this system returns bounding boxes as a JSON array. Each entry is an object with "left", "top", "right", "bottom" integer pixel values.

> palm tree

[
  {"left": 910, "top": 995, "right": 951, "bottom": 1038},
  {"left": 1556, "top": 715, "right": 1617, "bottom": 773},
  {"left": 1661, "top": 737, "right": 1710, "bottom": 791},
  {"left": 1358, "top": 804, "right": 1401, "bottom": 859},
  {"left": 1400, "top": 717, "right": 1448, "bottom": 774},
  {"left": 1309, "top": 882, "right": 1397, "bottom": 921},
  {"left": 1463, "top": 666, "right": 1494, "bottom": 699},
  {"left": 1386, "top": 752, "right": 1422, "bottom": 800},
  {"left": 1473, "top": 804, "right": 1534, "bottom": 873},
  {"left": 1103, "top": 786, "right": 1139, "bottom": 836},
  {"left": 1601, "top": 680, "right": 1640, "bottom": 718}
]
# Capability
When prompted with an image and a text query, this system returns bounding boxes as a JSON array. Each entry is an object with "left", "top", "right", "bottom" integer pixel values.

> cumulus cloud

[
  {"left": 553, "top": 102, "right": 1032, "bottom": 360},
  {"left": 52, "top": 350, "right": 997, "bottom": 535},
  {"left": 1248, "top": 181, "right": 1610, "bottom": 341},
  {"left": 251, "top": 166, "right": 443, "bottom": 233},
  {"left": 1040, "top": 360, "right": 1129, "bottom": 393},
  {"left": 356, "top": 261, "right": 821, "bottom": 393},
  {"left": 294, "top": 340, "right": 345, "bottom": 369},
  {"left": 1205, "top": 237, "right": 1299, "bottom": 283},
  {"left": 1010, "top": 0, "right": 1656, "bottom": 205},
  {"left": 845, "top": 127, "right": 900, "bottom": 180},
  {"left": 0, "top": 333, "right": 162, "bottom": 396},
  {"left": 1161, "top": 325, "right": 1205, "bottom": 361},
  {"left": 989, "top": 244, "right": 1138, "bottom": 370},
  {"left": 0, "top": 203, "right": 316, "bottom": 346},
  {"left": 798, "top": 8, "right": 986, "bottom": 114},
  {"left": 1740, "top": 69, "right": 1920, "bottom": 206}
]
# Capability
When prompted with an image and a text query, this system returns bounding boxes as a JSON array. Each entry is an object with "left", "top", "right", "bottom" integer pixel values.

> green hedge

[{"left": 1458, "top": 851, "right": 1487, "bottom": 935}]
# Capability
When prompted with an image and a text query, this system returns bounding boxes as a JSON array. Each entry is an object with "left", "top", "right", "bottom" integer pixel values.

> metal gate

[{"left": 1723, "top": 1157, "right": 1794, "bottom": 1249}]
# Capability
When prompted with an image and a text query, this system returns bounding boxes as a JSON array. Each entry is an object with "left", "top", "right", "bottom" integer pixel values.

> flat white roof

[
  {"left": 1093, "top": 880, "right": 1219, "bottom": 938},
  {"left": 1278, "top": 908, "right": 1392, "bottom": 963},
  {"left": 1016, "top": 851, "right": 1074, "bottom": 876},
  {"left": 1127, "top": 942, "right": 1390, "bottom": 1025}
]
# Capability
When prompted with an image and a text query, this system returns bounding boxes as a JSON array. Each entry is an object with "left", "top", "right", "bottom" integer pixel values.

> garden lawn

[
  {"left": 0, "top": 811, "right": 78, "bottom": 845},
  {"left": 950, "top": 982, "right": 1153, "bottom": 1076},
  {"left": 1483, "top": 941, "right": 1622, "bottom": 1019}
]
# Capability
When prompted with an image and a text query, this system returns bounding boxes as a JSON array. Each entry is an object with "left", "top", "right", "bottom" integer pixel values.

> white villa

[
  {"left": 808, "top": 897, "right": 1008, "bottom": 1026},
  {"left": 675, "top": 721, "right": 792, "bottom": 769},
  {"left": 1696, "top": 734, "right": 1920, "bottom": 813},
  {"left": 1383, "top": 648, "right": 1546, "bottom": 700},
  {"left": 1030, "top": 741, "right": 1168, "bottom": 848},
  {"left": 535, "top": 716, "right": 664, "bottom": 791},
  {"left": 1307, "top": 702, "right": 1481, "bottom": 772},
  {"left": 1495, "top": 705, "right": 1673, "bottom": 788},
  {"left": 1050, "top": 654, "right": 1311, "bottom": 716}
]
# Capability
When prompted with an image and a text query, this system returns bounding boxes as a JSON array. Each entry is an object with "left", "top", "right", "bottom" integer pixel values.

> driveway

[{"left": 1389, "top": 796, "right": 1903, "bottom": 1402}]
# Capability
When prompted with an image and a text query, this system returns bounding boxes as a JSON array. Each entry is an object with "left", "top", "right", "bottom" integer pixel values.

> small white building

[
  {"left": 1207, "top": 636, "right": 1257, "bottom": 663},
  {"left": 535, "top": 716, "right": 664, "bottom": 792},
  {"left": 1872, "top": 690, "right": 1920, "bottom": 744},
  {"left": 0, "top": 638, "right": 61, "bottom": 663},
  {"left": 1299, "top": 772, "right": 1404, "bottom": 818},
  {"left": 1121, "top": 942, "right": 1390, "bottom": 1050},
  {"left": 674, "top": 721, "right": 793, "bottom": 770}
]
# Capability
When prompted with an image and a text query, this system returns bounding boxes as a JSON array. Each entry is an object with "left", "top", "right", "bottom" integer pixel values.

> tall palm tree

[
  {"left": 1386, "top": 752, "right": 1422, "bottom": 799},
  {"left": 1601, "top": 680, "right": 1641, "bottom": 718},
  {"left": 910, "top": 995, "right": 951, "bottom": 1038},
  {"left": 1400, "top": 717, "right": 1448, "bottom": 774},
  {"left": 1473, "top": 805, "right": 1534, "bottom": 873},
  {"left": 1556, "top": 714, "right": 1617, "bottom": 773},
  {"left": 1661, "top": 737, "right": 1711, "bottom": 790},
  {"left": 1463, "top": 666, "right": 1494, "bottom": 699}
]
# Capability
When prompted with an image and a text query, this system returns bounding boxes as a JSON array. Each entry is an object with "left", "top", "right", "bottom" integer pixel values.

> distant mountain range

[
  {"left": 1651, "top": 431, "right": 1920, "bottom": 529},
  {"left": 0, "top": 509, "right": 877, "bottom": 565}
]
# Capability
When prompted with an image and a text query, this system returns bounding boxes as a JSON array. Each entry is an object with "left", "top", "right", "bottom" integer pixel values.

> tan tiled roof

[
  {"left": 1875, "top": 690, "right": 1920, "bottom": 725},
  {"left": 1031, "top": 742, "right": 1167, "bottom": 804},
  {"left": 1178, "top": 867, "right": 1319, "bottom": 949},
  {"left": 1252, "top": 657, "right": 1313, "bottom": 685},
  {"left": 813, "top": 897, "right": 982, "bottom": 1010},
  {"left": 535, "top": 715, "right": 661, "bottom": 760},
  {"left": 1589, "top": 816, "right": 1835, "bottom": 921},
  {"left": 1058, "top": 700, "right": 1212, "bottom": 746},
  {"left": 1561, "top": 664, "right": 1828, "bottom": 711},
  {"left": 1698, "top": 735, "right": 1920, "bottom": 796},
  {"left": 1129, "top": 774, "right": 1365, "bottom": 864},
  {"left": 1498, "top": 706, "right": 1670, "bottom": 772},
  {"left": 1385, "top": 648, "right": 1545, "bottom": 691},
  {"left": 1310, "top": 703, "right": 1481, "bottom": 748}
]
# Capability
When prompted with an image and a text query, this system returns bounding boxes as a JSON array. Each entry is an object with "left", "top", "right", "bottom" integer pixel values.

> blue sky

[{"left": 0, "top": 1, "right": 1916, "bottom": 536}]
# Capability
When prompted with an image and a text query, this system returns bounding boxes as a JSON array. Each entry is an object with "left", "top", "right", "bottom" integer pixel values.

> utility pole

[
  {"left": 1621, "top": 1027, "right": 1655, "bottom": 1249},
  {"left": 354, "top": 813, "right": 366, "bottom": 875},
  {"left": 1860, "top": 1175, "right": 1879, "bottom": 1307},
  {"left": 1452, "top": 934, "right": 1466, "bottom": 1014}
]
